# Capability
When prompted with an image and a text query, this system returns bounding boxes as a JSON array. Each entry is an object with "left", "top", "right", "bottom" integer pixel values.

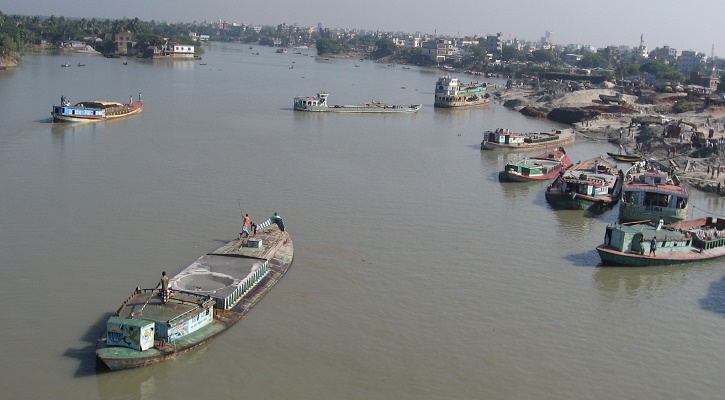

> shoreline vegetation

[{"left": 494, "top": 84, "right": 725, "bottom": 195}]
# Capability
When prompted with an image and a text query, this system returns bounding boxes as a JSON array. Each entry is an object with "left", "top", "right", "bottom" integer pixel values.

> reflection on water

[{"left": 593, "top": 266, "right": 689, "bottom": 300}]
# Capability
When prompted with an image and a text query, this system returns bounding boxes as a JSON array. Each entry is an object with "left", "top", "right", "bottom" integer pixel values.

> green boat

[
  {"left": 619, "top": 160, "right": 689, "bottom": 224},
  {"left": 96, "top": 213, "right": 293, "bottom": 370},
  {"left": 545, "top": 156, "right": 623, "bottom": 211},
  {"left": 597, "top": 217, "right": 725, "bottom": 266}
]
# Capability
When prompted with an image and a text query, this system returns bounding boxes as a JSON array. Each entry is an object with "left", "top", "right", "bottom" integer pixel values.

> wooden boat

[
  {"left": 294, "top": 92, "right": 421, "bottom": 113},
  {"left": 607, "top": 152, "right": 644, "bottom": 162},
  {"left": 481, "top": 128, "right": 575, "bottom": 150},
  {"left": 498, "top": 147, "right": 573, "bottom": 182},
  {"left": 51, "top": 94, "right": 143, "bottom": 123},
  {"left": 61, "top": 63, "right": 70, "bottom": 67},
  {"left": 77, "top": 63, "right": 86, "bottom": 67},
  {"left": 545, "top": 156, "right": 624, "bottom": 210},
  {"left": 619, "top": 159, "right": 689, "bottom": 224},
  {"left": 434, "top": 75, "right": 489, "bottom": 107},
  {"left": 596, "top": 217, "right": 725, "bottom": 266},
  {"left": 96, "top": 213, "right": 293, "bottom": 370}
]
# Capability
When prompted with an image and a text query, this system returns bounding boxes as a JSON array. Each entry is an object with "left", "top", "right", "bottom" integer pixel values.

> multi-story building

[
  {"left": 680, "top": 50, "right": 706, "bottom": 73},
  {"left": 421, "top": 39, "right": 454, "bottom": 62},
  {"left": 484, "top": 33, "right": 502, "bottom": 57},
  {"left": 114, "top": 32, "right": 132, "bottom": 54}
]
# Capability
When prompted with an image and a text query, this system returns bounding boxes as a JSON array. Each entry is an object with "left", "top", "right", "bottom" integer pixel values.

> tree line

[{"left": 1, "top": 11, "right": 723, "bottom": 90}]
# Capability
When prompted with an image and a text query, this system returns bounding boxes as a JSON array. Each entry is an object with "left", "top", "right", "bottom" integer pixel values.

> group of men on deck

[{"left": 240, "top": 213, "right": 258, "bottom": 238}]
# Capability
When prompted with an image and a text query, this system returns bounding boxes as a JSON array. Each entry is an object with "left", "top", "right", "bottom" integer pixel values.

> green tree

[
  {"left": 371, "top": 38, "right": 396, "bottom": 59},
  {"left": 577, "top": 53, "right": 609, "bottom": 68},
  {"left": 530, "top": 49, "right": 559, "bottom": 64},
  {"left": 501, "top": 46, "right": 524, "bottom": 62},
  {"left": 615, "top": 62, "right": 640, "bottom": 78},
  {"left": 316, "top": 38, "right": 344, "bottom": 55}
]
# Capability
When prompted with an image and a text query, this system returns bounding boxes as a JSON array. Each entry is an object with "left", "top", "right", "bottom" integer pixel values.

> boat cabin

[
  {"left": 485, "top": 129, "right": 526, "bottom": 146},
  {"left": 294, "top": 92, "right": 329, "bottom": 109},
  {"left": 53, "top": 104, "right": 105, "bottom": 118},
  {"left": 603, "top": 222, "right": 692, "bottom": 255}
]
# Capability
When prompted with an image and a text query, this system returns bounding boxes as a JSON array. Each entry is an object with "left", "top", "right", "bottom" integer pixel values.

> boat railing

[{"left": 167, "top": 298, "right": 214, "bottom": 325}]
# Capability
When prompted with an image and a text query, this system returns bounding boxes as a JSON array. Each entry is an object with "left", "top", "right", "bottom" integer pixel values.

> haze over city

[{"left": 2, "top": 0, "right": 723, "bottom": 56}]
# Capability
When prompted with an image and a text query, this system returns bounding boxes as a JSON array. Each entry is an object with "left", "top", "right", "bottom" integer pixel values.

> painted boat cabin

[{"left": 603, "top": 221, "right": 692, "bottom": 255}]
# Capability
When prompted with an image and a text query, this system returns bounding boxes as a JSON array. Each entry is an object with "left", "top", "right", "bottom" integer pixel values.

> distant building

[
  {"left": 680, "top": 50, "right": 706, "bottom": 73},
  {"left": 421, "top": 39, "right": 454, "bottom": 62},
  {"left": 563, "top": 54, "right": 583, "bottom": 65},
  {"left": 649, "top": 46, "right": 678, "bottom": 62},
  {"left": 484, "top": 33, "right": 502, "bottom": 57},
  {"left": 405, "top": 37, "right": 422, "bottom": 48},
  {"left": 690, "top": 69, "right": 720, "bottom": 91},
  {"left": 114, "top": 32, "right": 132, "bottom": 54},
  {"left": 148, "top": 42, "right": 195, "bottom": 59}
]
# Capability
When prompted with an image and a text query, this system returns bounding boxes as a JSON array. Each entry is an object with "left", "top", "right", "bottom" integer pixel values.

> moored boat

[
  {"left": 481, "top": 128, "right": 576, "bottom": 150},
  {"left": 434, "top": 75, "right": 489, "bottom": 107},
  {"left": 596, "top": 217, "right": 725, "bottom": 266},
  {"left": 51, "top": 94, "right": 143, "bottom": 123},
  {"left": 498, "top": 147, "right": 573, "bottom": 182},
  {"left": 96, "top": 213, "right": 293, "bottom": 371},
  {"left": 545, "top": 156, "right": 623, "bottom": 211},
  {"left": 619, "top": 159, "right": 689, "bottom": 224},
  {"left": 293, "top": 92, "right": 421, "bottom": 113},
  {"left": 607, "top": 152, "right": 644, "bottom": 162}
]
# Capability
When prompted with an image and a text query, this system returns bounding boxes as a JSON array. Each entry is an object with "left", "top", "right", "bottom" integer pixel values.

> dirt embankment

[{"left": 0, "top": 56, "right": 19, "bottom": 68}]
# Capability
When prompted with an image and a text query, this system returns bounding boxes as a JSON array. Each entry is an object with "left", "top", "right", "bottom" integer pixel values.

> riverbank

[
  {"left": 0, "top": 55, "right": 19, "bottom": 68},
  {"left": 496, "top": 85, "right": 725, "bottom": 194}
]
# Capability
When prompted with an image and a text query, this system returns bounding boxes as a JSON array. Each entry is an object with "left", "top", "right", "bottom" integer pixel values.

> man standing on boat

[
  {"left": 240, "top": 214, "right": 250, "bottom": 238},
  {"left": 158, "top": 271, "right": 169, "bottom": 304},
  {"left": 649, "top": 237, "right": 657, "bottom": 257}
]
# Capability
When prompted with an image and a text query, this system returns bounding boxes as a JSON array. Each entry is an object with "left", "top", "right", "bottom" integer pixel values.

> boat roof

[
  {"left": 75, "top": 101, "right": 125, "bottom": 109},
  {"left": 610, "top": 222, "right": 687, "bottom": 240},
  {"left": 623, "top": 182, "right": 688, "bottom": 196},
  {"left": 508, "top": 159, "right": 561, "bottom": 168}
]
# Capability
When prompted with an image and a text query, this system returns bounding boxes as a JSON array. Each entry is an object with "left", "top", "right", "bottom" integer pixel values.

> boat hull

[
  {"left": 498, "top": 168, "right": 562, "bottom": 182},
  {"left": 597, "top": 245, "right": 725, "bottom": 267},
  {"left": 434, "top": 97, "right": 490, "bottom": 108},
  {"left": 607, "top": 152, "right": 644, "bottom": 162},
  {"left": 294, "top": 105, "right": 421, "bottom": 113},
  {"left": 481, "top": 130, "right": 575, "bottom": 150},
  {"left": 619, "top": 203, "right": 688, "bottom": 224}
]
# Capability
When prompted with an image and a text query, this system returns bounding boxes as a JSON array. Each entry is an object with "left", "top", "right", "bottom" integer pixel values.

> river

[{"left": 1, "top": 43, "right": 725, "bottom": 399}]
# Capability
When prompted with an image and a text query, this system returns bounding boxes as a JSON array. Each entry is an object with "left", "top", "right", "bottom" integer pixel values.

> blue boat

[{"left": 51, "top": 95, "right": 143, "bottom": 123}]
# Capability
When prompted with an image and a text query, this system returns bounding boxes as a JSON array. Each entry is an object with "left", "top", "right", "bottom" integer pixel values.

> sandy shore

[{"left": 496, "top": 85, "right": 725, "bottom": 194}]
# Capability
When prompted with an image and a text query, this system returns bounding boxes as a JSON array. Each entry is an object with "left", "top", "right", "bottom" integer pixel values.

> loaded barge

[{"left": 96, "top": 213, "right": 293, "bottom": 371}]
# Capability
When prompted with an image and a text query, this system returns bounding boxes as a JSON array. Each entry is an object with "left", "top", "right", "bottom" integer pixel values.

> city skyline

[{"left": 2, "top": 0, "right": 723, "bottom": 57}]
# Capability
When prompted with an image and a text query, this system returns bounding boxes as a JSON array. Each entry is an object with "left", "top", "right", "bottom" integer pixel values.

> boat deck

[{"left": 116, "top": 290, "right": 208, "bottom": 323}]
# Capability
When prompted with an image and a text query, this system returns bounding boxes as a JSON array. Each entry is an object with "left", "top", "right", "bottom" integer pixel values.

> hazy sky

[{"left": 2, "top": 0, "right": 723, "bottom": 56}]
